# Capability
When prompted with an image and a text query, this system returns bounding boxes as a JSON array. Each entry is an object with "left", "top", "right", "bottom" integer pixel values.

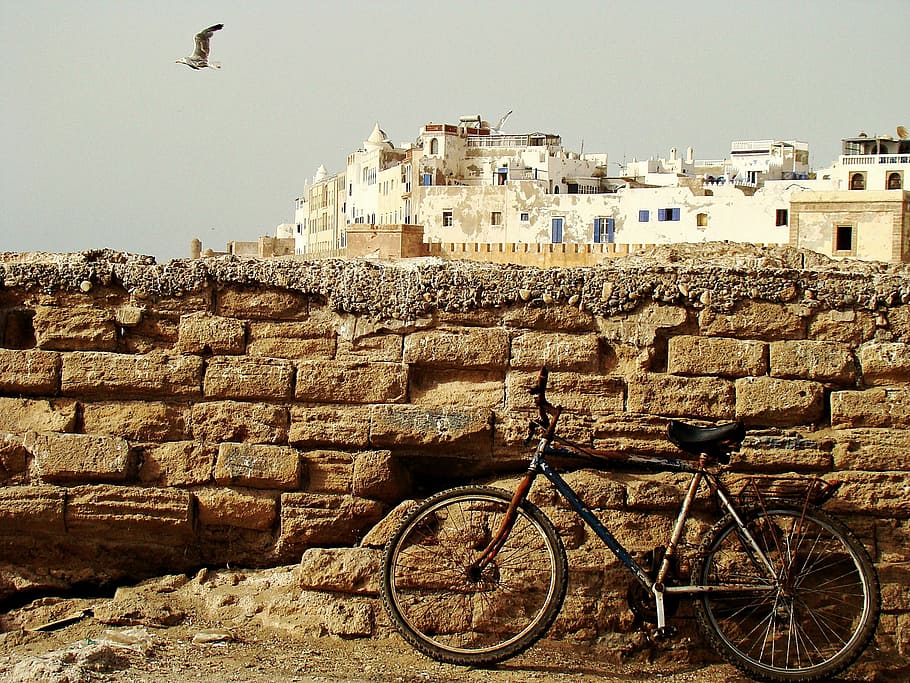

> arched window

[
  {"left": 429, "top": 138, "right": 439, "bottom": 155},
  {"left": 888, "top": 172, "right": 903, "bottom": 189},
  {"left": 850, "top": 172, "right": 866, "bottom": 190}
]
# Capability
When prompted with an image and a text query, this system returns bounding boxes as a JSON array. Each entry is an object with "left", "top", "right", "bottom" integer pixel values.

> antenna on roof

[
  {"left": 492, "top": 110, "right": 513, "bottom": 133},
  {"left": 898, "top": 125, "right": 909, "bottom": 140}
]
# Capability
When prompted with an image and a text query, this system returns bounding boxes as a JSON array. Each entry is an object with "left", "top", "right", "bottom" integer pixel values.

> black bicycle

[{"left": 380, "top": 367, "right": 881, "bottom": 683}]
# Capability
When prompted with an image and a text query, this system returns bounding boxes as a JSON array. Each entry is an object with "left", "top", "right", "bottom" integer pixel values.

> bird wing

[{"left": 192, "top": 24, "right": 223, "bottom": 59}]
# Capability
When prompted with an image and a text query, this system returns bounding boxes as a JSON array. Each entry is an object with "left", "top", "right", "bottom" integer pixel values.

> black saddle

[{"left": 667, "top": 420, "right": 746, "bottom": 464}]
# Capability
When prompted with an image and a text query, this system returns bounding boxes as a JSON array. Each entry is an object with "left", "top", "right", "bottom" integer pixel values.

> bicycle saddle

[{"left": 666, "top": 420, "right": 746, "bottom": 464}]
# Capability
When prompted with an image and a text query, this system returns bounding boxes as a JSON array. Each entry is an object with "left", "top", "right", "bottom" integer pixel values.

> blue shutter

[
  {"left": 607, "top": 218, "right": 615, "bottom": 243},
  {"left": 593, "top": 218, "right": 603, "bottom": 243},
  {"left": 672, "top": 208, "right": 680, "bottom": 221},
  {"left": 639, "top": 210, "right": 649, "bottom": 222},
  {"left": 551, "top": 218, "right": 563, "bottom": 244}
]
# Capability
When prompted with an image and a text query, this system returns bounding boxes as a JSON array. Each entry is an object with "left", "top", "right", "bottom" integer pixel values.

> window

[
  {"left": 775, "top": 209, "right": 788, "bottom": 226},
  {"left": 491, "top": 211, "right": 502, "bottom": 226},
  {"left": 850, "top": 172, "right": 866, "bottom": 190},
  {"left": 520, "top": 212, "right": 529, "bottom": 222},
  {"left": 551, "top": 217, "right": 564, "bottom": 244},
  {"left": 442, "top": 210, "right": 453, "bottom": 227},
  {"left": 888, "top": 172, "right": 903, "bottom": 189},
  {"left": 658, "top": 208, "right": 680, "bottom": 221},
  {"left": 639, "top": 210, "right": 650, "bottom": 222},
  {"left": 697, "top": 212, "right": 708, "bottom": 228},
  {"left": 835, "top": 225, "right": 855, "bottom": 254},
  {"left": 422, "top": 173, "right": 432, "bottom": 186},
  {"left": 430, "top": 138, "right": 439, "bottom": 155},
  {"left": 594, "top": 217, "right": 614, "bottom": 243}
]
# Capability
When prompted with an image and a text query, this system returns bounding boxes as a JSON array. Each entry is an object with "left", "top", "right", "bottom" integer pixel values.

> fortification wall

[{"left": 1, "top": 245, "right": 908, "bottom": 664}]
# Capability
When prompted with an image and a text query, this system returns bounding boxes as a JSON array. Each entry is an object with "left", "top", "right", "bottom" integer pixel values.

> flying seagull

[{"left": 175, "top": 24, "right": 223, "bottom": 70}]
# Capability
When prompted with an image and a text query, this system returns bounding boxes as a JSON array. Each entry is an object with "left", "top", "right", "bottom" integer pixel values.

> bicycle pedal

[{"left": 654, "top": 625, "right": 678, "bottom": 640}]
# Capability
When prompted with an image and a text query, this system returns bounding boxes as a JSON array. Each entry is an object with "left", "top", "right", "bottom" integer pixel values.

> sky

[{"left": 1, "top": 1, "right": 908, "bottom": 263}]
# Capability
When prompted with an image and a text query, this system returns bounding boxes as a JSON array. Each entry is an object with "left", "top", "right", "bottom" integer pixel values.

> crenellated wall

[{"left": 1, "top": 246, "right": 908, "bottom": 668}]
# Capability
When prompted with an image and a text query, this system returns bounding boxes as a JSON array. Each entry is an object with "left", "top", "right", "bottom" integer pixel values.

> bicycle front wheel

[
  {"left": 692, "top": 504, "right": 880, "bottom": 682},
  {"left": 380, "top": 485, "right": 568, "bottom": 666}
]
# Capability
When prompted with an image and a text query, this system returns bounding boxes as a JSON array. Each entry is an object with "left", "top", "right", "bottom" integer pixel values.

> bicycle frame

[{"left": 474, "top": 411, "right": 779, "bottom": 633}]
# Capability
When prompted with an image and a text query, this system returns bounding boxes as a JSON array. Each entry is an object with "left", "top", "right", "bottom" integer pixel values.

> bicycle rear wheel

[
  {"left": 380, "top": 485, "right": 568, "bottom": 666},
  {"left": 692, "top": 504, "right": 880, "bottom": 682}
]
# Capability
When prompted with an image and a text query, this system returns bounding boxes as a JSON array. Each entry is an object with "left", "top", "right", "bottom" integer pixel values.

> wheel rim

[
  {"left": 387, "top": 493, "right": 559, "bottom": 656},
  {"left": 700, "top": 508, "right": 874, "bottom": 675}
]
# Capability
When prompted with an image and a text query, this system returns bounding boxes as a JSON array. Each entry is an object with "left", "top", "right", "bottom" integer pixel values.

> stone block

[
  {"left": 510, "top": 332, "right": 600, "bottom": 372},
  {"left": 770, "top": 340, "right": 856, "bottom": 384},
  {"left": 699, "top": 301, "right": 805, "bottom": 340},
  {"left": 595, "top": 303, "right": 688, "bottom": 347},
  {"left": 215, "top": 286, "right": 309, "bottom": 320},
  {"left": 823, "top": 472, "right": 910, "bottom": 518},
  {"left": 214, "top": 443, "right": 302, "bottom": 490},
  {"left": 288, "top": 405, "right": 371, "bottom": 448},
  {"left": 82, "top": 401, "right": 190, "bottom": 441},
  {"left": 286, "top": 592, "right": 375, "bottom": 637},
  {"left": 138, "top": 441, "right": 216, "bottom": 487},
  {"left": 627, "top": 373, "right": 735, "bottom": 419},
  {"left": 408, "top": 368, "right": 504, "bottom": 407},
  {"left": 191, "top": 401, "right": 289, "bottom": 445},
  {"left": 294, "top": 361, "right": 406, "bottom": 404},
  {"left": 247, "top": 320, "right": 337, "bottom": 360},
  {"left": 502, "top": 304, "right": 596, "bottom": 333},
  {"left": 808, "top": 309, "right": 875, "bottom": 345},
  {"left": 302, "top": 450, "right": 354, "bottom": 494},
  {"left": 298, "top": 547, "right": 381, "bottom": 595},
  {"left": 194, "top": 487, "right": 278, "bottom": 531},
  {"left": 0, "top": 485, "right": 66, "bottom": 534},
  {"left": 370, "top": 405, "right": 492, "bottom": 452},
  {"left": 729, "top": 431, "right": 833, "bottom": 472},
  {"left": 558, "top": 470, "right": 625, "bottom": 509},
  {"left": 32, "top": 305, "right": 117, "bottom": 351},
  {"left": 203, "top": 356, "right": 294, "bottom": 400},
  {"left": 506, "top": 371, "right": 625, "bottom": 414},
  {"left": 353, "top": 450, "right": 411, "bottom": 502},
  {"left": 24, "top": 431, "right": 132, "bottom": 483},
  {"left": 887, "top": 305, "right": 910, "bottom": 342},
  {"left": 279, "top": 493, "right": 386, "bottom": 549},
  {"left": 0, "top": 432, "right": 28, "bottom": 482},
  {"left": 65, "top": 485, "right": 194, "bottom": 538},
  {"left": 403, "top": 327, "right": 509, "bottom": 369},
  {"left": 336, "top": 332, "right": 401, "bottom": 362},
  {"left": 0, "top": 349, "right": 61, "bottom": 395},
  {"left": 832, "top": 428, "right": 910, "bottom": 471},
  {"left": 0, "top": 397, "right": 76, "bottom": 433},
  {"left": 831, "top": 388, "right": 910, "bottom": 429},
  {"left": 735, "top": 377, "right": 825, "bottom": 426},
  {"left": 61, "top": 352, "right": 203, "bottom": 399},
  {"left": 857, "top": 342, "right": 910, "bottom": 386},
  {"left": 667, "top": 335, "right": 767, "bottom": 378},
  {"left": 176, "top": 312, "right": 246, "bottom": 354}
]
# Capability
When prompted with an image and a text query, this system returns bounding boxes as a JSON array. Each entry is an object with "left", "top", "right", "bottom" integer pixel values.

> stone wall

[{"left": 1, "top": 246, "right": 908, "bottom": 667}]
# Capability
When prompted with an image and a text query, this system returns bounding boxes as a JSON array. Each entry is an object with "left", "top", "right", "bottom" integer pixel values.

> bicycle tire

[
  {"left": 692, "top": 504, "right": 880, "bottom": 682},
  {"left": 380, "top": 485, "right": 568, "bottom": 666}
]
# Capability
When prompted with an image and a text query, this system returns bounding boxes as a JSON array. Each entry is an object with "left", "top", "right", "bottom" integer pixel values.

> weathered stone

[
  {"left": 770, "top": 340, "right": 856, "bottom": 384},
  {"left": 65, "top": 485, "right": 194, "bottom": 538},
  {"left": 510, "top": 332, "right": 600, "bottom": 372},
  {"left": 176, "top": 312, "right": 246, "bottom": 355},
  {"left": 353, "top": 450, "right": 411, "bottom": 502},
  {"left": 214, "top": 443, "right": 302, "bottom": 490},
  {"left": 94, "top": 575, "right": 189, "bottom": 627},
  {"left": 831, "top": 388, "right": 910, "bottom": 429},
  {"left": 279, "top": 493, "right": 386, "bottom": 549},
  {"left": 247, "top": 320, "right": 337, "bottom": 360},
  {"left": 283, "top": 592, "right": 375, "bottom": 637},
  {"left": 138, "top": 441, "right": 216, "bottom": 487},
  {"left": 215, "top": 286, "right": 309, "bottom": 320},
  {"left": 0, "top": 349, "right": 61, "bottom": 395},
  {"left": 408, "top": 368, "right": 504, "bottom": 407},
  {"left": 735, "top": 377, "right": 825, "bottom": 426},
  {"left": 667, "top": 335, "right": 767, "bottom": 378},
  {"left": 32, "top": 305, "right": 117, "bottom": 351},
  {"left": 370, "top": 405, "right": 493, "bottom": 452},
  {"left": 294, "top": 361, "right": 406, "bottom": 404},
  {"left": 24, "top": 431, "right": 132, "bottom": 483},
  {"left": 191, "top": 401, "right": 289, "bottom": 445},
  {"left": 298, "top": 547, "right": 381, "bottom": 595},
  {"left": 823, "top": 472, "right": 910, "bottom": 518},
  {"left": 0, "top": 397, "right": 76, "bottom": 433},
  {"left": 403, "top": 327, "right": 509, "bottom": 369},
  {"left": 203, "top": 356, "right": 294, "bottom": 400},
  {"left": 699, "top": 301, "right": 805, "bottom": 340},
  {"left": 335, "top": 332, "right": 401, "bottom": 362},
  {"left": 595, "top": 303, "right": 688, "bottom": 347},
  {"left": 627, "top": 373, "right": 735, "bottom": 419},
  {"left": 0, "top": 485, "right": 66, "bottom": 534},
  {"left": 0, "top": 432, "right": 28, "bottom": 482},
  {"left": 82, "top": 401, "right": 190, "bottom": 441},
  {"left": 730, "top": 431, "right": 833, "bottom": 472},
  {"left": 507, "top": 371, "right": 625, "bottom": 414},
  {"left": 61, "top": 352, "right": 203, "bottom": 399},
  {"left": 832, "top": 428, "right": 910, "bottom": 471},
  {"left": 888, "top": 306, "right": 910, "bottom": 342},
  {"left": 557, "top": 470, "right": 625, "bottom": 509},
  {"left": 808, "top": 308, "right": 875, "bottom": 345},
  {"left": 502, "top": 304, "right": 596, "bottom": 333},
  {"left": 302, "top": 450, "right": 354, "bottom": 494},
  {"left": 857, "top": 342, "right": 910, "bottom": 386},
  {"left": 194, "top": 487, "right": 278, "bottom": 531},
  {"left": 288, "top": 405, "right": 371, "bottom": 448}
]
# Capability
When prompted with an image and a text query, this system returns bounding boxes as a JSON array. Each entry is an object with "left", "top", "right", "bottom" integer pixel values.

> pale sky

[{"left": 2, "top": 1, "right": 908, "bottom": 262}]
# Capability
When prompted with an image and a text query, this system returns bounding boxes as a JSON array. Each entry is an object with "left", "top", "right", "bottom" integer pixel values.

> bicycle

[{"left": 380, "top": 367, "right": 881, "bottom": 683}]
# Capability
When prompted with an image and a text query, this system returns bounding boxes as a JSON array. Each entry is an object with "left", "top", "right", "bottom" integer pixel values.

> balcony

[{"left": 842, "top": 154, "right": 910, "bottom": 165}]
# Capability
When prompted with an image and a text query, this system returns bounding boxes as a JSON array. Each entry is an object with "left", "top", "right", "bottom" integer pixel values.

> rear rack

[{"left": 734, "top": 476, "right": 841, "bottom": 508}]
